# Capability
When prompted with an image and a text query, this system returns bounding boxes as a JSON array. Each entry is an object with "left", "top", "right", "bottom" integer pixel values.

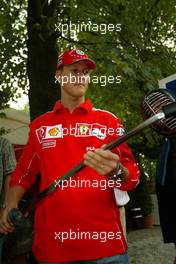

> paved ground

[{"left": 127, "top": 226, "right": 175, "bottom": 264}]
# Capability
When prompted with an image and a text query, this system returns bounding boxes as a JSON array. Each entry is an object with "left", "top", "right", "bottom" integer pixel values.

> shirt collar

[{"left": 53, "top": 98, "right": 93, "bottom": 114}]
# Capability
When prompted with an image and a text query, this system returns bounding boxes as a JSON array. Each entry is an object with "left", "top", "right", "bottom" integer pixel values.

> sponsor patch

[
  {"left": 86, "top": 146, "right": 95, "bottom": 151},
  {"left": 76, "top": 123, "right": 92, "bottom": 136},
  {"left": 42, "top": 140, "right": 56, "bottom": 149},
  {"left": 36, "top": 124, "right": 62, "bottom": 143},
  {"left": 76, "top": 123, "right": 106, "bottom": 139}
]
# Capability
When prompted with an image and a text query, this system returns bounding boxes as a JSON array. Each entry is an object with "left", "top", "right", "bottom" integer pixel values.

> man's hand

[
  {"left": 84, "top": 148, "right": 119, "bottom": 176},
  {"left": 84, "top": 146, "right": 129, "bottom": 183},
  {"left": 0, "top": 208, "right": 14, "bottom": 235}
]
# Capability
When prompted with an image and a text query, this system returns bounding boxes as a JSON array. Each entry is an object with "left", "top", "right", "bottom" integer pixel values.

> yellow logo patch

[
  {"left": 48, "top": 127, "right": 59, "bottom": 137},
  {"left": 79, "top": 125, "right": 90, "bottom": 135}
]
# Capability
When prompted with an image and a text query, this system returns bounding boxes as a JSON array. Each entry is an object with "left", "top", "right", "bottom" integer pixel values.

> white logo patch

[
  {"left": 91, "top": 128, "right": 106, "bottom": 139},
  {"left": 36, "top": 124, "right": 62, "bottom": 143}
]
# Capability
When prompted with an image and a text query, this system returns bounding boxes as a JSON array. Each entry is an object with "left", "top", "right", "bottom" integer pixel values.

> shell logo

[{"left": 48, "top": 127, "right": 59, "bottom": 136}]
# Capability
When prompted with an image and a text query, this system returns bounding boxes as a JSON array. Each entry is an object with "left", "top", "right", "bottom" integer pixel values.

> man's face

[{"left": 56, "top": 61, "right": 90, "bottom": 98}]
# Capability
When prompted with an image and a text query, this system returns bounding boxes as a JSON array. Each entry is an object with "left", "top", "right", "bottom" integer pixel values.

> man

[
  {"left": 0, "top": 48, "right": 140, "bottom": 264},
  {"left": 0, "top": 136, "right": 16, "bottom": 262}
]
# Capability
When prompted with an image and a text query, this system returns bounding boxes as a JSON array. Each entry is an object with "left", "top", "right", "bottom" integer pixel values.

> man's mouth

[{"left": 74, "top": 83, "right": 85, "bottom": 86}]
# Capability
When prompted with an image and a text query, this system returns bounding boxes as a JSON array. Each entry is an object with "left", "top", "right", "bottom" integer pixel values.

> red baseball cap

[{"left": 57, "top": 49, "right": 96, "bottom": 70}]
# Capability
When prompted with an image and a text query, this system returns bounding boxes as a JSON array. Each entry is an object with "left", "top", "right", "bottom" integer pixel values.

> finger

[
  {"left": 0, "top": 221, "right": 13, "bottom": 231},
  {"left": 84, "top": 160, "right": 109, "bottom": 175},
  {"left": 94, "top": 149, "right": 119, "bottom": 162},
  {"left": 84, "top": 150, "right": 119, "bottom": 172},
  {"left": 0, "top": 227, "right": 13, "bottom": 235},
  {"left": 100, "top": 144, "right": 107, "bottom": 150},
  {"left": 84, "top": 158, "right": 105, "bottom": 170},
  {"left": 85, "top": 156, "right": 117, "bottom": 172},
  {"left": 84, "top": 157, "right": 118, "bottom": 175},
  {"left": 85, "top": 149, "right": 118, "bottom": 164},
  {"left": 84, "top": 151, "right": 94, "bottom": 161},
  {"left": 84, "top": 150, "right": 103, "bottom": 164},
  {"left": 94, "top": 150, "right": 119, "bottom": 169},
  {"left": 7, "top": 215, "right": 14, "bottom": 227},
  {"left": 84, "top": 152, "right": 107, "bottom": 171},
  {"left": 0, "top": 223, "right": 13, "bottom": 234},
  {"left": 0, "top": 228, "right": 7, "bottom": 235},
  {"left": 1, "top": 214, "right": 14, "bottom": 229}
]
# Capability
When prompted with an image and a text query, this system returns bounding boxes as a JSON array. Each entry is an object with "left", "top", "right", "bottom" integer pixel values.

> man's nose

[{"left": 77, "top": 74, "right": 88, "bottom": 83}]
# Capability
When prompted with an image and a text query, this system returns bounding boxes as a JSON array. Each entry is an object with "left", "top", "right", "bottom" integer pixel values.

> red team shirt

[{"left": 10, "top": 99, "right": 140, "bottom": 262}]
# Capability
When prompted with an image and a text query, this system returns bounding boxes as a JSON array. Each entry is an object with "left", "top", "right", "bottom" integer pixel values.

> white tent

[{"left": 0, "top": 108, "right": 30, "bottom": 145}]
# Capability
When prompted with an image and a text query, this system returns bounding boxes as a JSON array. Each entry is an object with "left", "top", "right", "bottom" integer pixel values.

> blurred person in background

[{"left": 0, "top": 137, "right": 16, "bottom": 263}]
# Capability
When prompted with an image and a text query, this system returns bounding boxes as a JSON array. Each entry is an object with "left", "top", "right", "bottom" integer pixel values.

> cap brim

[
  {"left": 68, "top": 58, "right": 96, "bottom": 70},
  {"left": 72, "top": 59, "right": 96, "bottom": 69}
]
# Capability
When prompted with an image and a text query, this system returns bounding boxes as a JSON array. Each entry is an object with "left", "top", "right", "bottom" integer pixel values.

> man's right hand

[
  {"left": 0, "top": 208, "right": 15, "bottom": 235},
  {"left": 0, "top": 186, "right": 25, "bottom": 235}
]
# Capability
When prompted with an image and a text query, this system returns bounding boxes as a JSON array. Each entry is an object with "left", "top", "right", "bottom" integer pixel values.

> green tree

[
  {"left": 1, "top": 0, "right": 176, "bottom": 163},
  {"left": 55, "top": 0, "right": 176, "bottom": 164},
  {"left": 0, "top": 0, "right": 28, "bottom": 109}
]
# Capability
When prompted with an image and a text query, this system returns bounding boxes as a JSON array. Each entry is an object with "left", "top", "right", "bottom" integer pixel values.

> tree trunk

[{"left": 27, "top": 0, "right": 60, "bottom": 120}]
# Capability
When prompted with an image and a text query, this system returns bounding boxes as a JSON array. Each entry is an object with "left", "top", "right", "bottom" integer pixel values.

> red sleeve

[
  {"left": 10, "top": 122, "right": 40, "bottom": 191},
  {"left": 108, "top": 117, "right": 140, "bottom": 191}
]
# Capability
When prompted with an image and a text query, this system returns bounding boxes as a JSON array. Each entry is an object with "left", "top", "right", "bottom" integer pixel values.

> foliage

[
  {"left": 0, "top": 0, "right": 176, "bottom": 160},
  {"left": 0, "top": 0, "right": 28, "bottom": 109},
  {"left": 55, "top": 0, "right": 176, "bottom": 159}
]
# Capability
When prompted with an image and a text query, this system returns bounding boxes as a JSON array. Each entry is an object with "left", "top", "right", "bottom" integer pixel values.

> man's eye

[
  {"left": 72, "top": 69, "right": 78, "bottom": 74},
  {"left": 83, "top": 69, "right": 89, "bottom": 75}
]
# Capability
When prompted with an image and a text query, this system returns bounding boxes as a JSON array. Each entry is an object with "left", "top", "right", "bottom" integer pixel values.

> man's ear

[{"left": 88, "top": 69, "right": 93, "bottom": 75}]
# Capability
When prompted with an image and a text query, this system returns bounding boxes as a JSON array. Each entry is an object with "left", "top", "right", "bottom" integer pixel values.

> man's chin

[
  {"left": 63, "top": 85, "right": 88, "bottom": 97},
  {"left": 74, "top": 84, "right": 85, "bottom": 89},
  {"left": 72, "top": 92, "right": 86, "bottom": 98},
  {"left": 72, "top": 86, "right": 87, "bottom": 96}
]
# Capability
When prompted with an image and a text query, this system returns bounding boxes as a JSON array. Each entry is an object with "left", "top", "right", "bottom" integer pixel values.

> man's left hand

[
  {"left": 84, "top": 148, "right": 119, "bottom": 176},
  {"left": 84, "top": 146, "right": 129, "bottom": 183}
]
